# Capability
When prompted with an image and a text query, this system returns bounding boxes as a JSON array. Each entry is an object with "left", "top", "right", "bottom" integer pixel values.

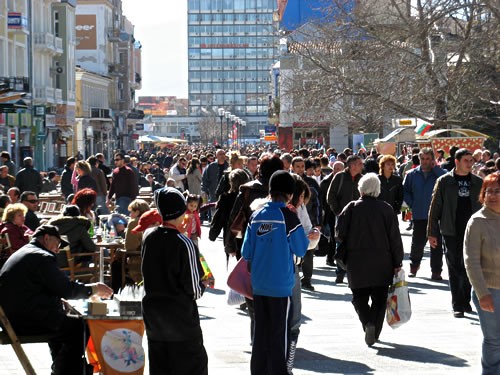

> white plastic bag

[
  {"left": 386, "top": 269, "right": 411, "bottom": 328},
  {"left": 226, "top": 256, "right": 246, "bottom": 306}
]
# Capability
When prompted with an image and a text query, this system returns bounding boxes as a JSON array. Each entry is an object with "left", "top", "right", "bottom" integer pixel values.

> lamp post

[
  {"left": 230, "top": 115, "right": 236, "bottom": 148},
  {"left": 234, "top": 117, "right": 240, "bottom": 149},
  {"left": 218, "top": 108, "right": 225, "bottom": 146},
  {"left": 240, "top": 120, "right": 246, "bottom": 150},
  {"left": 224, "top": 111, "right": 231, "bottom": 148}
]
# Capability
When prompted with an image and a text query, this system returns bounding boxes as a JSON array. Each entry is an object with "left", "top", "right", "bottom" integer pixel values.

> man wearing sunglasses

[
  {"left": 20, "top": 191, "right": 41, "bottom": 231},
  {"left": 106, "top": 152, "right": 138, "bottom": 216},
  {"left": 0, "top": 224, "right": 113, "bottom": 375}
]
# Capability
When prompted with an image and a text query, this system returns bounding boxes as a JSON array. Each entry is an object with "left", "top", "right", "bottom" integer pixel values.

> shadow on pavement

[
  {"left": 374, "top": 341, "right": 469, "bottom": 367},
  {"left": 204, "top": 287, "right": 226, "bottom": 295},
  {"left": 295, "top": 348, "right": 375, "bottom": 374},
  {"left": 302, "top": 289, "right": 352, "bottom": 302}
]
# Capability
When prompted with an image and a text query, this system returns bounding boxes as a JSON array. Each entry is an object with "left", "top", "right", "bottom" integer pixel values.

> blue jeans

[
  {"left": 473, "top": 289, "right": 500, "bottom": 375},
  {"left": 115, "top": 196, "right": 132, "bottom": 216}
]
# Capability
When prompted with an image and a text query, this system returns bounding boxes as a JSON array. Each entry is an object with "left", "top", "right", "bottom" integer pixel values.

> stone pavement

[{"left": 0, "top": 219, "right": 483, "bottom": 374}]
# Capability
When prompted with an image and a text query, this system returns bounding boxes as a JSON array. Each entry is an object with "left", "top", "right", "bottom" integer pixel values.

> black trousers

[
  {"left": 351, "top": 286, "right": 389, "bottom": 340},
  {"left": 410, "top": 219, "right": 443, "bottom": 273},
  {"left": 47, "top": 315, "right": 91, "bottom": 375},
  {"left": 301, "top": 250, "right": 314, "bottom": 284},
  {"left": 443, "top": 235, "right": 472, "bottom": 312},
  {"left": 251, "top": 295, "right": 290, "bottom": 375},
  {"left": 148, "top": 338, "right": 208, "bottom": 375}
]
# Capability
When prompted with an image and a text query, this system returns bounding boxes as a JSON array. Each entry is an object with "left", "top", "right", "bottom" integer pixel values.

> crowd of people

[{"left": 0, "top": 143, "right": 498, "bottom": 374}]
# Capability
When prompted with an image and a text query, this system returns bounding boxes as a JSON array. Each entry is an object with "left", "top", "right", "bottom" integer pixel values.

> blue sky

[{"left": 122, "top": 1, "right": 188, "bottom": 98}]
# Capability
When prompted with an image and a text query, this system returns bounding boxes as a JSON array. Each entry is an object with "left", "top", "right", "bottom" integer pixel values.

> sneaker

[
  {"left": 453, "top": 311, "right": 465, "bottom": 318},
  {"left": 326, "top": 259, "right": 336, "bottom": 267},
  {"left": 365, "top": 323, "right": 376, "bottom": 346},
  {"left": 301, "top": 282, "right": 315, "bottom": 291},
  {"left": 431, "top": 272, "right": 443, "bottom": 280},
  {"left": 408, "top": 264, "right": 420, "bottom": 278},
  {"left": 335, "top": 274, "right": 345, "bottom": 284}
]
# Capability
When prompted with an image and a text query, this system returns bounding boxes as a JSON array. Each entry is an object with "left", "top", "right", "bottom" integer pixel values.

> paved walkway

[{"left": 0, "top": 219, "right": 483, "bottom": 374}]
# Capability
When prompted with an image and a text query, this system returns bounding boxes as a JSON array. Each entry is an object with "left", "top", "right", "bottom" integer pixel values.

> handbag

[
  {"left": 334, "top": 241, "right": 347, "bottom": 270},
  {"left": 386, "top": 269, "right": 412, "bottom": 328},
  {"left": 227, "top": 257, "right": 253, "bottom": 300}
]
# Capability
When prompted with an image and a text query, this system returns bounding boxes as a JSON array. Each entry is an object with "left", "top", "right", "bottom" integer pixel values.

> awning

[
  {"left": 421, "top": 128, "right": 488, "bottom": 139},
  {"left": 137, "top": 135, "right": 188, "bottom": 144}
]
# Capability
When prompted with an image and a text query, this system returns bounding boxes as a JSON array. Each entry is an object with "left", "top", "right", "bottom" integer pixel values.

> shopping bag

[
  {"left": 386, "top": 269, "right": 411, "bottom": 328},
  {"left": 227, "top": 257, "right": 253, "bottom": 300},
  {"left": 227, "top": 288, "right": 246, "bottom": 306},
  {"left": 226, "top": 256, "right": 246, "bottom": 305}
]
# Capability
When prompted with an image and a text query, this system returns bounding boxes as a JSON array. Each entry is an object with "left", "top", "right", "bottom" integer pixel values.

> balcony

[
  {"left": 33, "top": 86, "right": 55, "bottom": 104},
  {"left": 55, "top": 89, "right": 63, "bottom": 104},
  {"left": 34, "top": 32, "right": 62, "bottom": 54}
]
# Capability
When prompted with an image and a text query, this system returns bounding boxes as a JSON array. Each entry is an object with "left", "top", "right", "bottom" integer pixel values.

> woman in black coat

[
  {"left": 335, "top": 173, "right": 404, "bottom": 346},
  {"left": 75, "top": 160, "right": 97, "bottom": 193},
  {"left": 377, "top": 155, "right": 404, "bottom": 214}
]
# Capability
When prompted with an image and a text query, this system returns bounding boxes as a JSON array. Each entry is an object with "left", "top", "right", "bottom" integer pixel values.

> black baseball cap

[{"left": 33, "top": 225, "right": 69, "bottom": 248}]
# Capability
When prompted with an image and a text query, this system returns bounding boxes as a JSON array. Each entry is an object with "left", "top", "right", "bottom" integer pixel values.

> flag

[{"left": 415, "top": 123, "right": 432, "bottom": 136}]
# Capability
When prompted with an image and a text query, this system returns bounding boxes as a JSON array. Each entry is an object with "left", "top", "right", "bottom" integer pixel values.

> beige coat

[{"left": 464, "top": 207, "right": 500, "bottom": 299}]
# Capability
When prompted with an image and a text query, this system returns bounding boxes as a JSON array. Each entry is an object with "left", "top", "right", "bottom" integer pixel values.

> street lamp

[
  {"left": 230, "top": 115, "right": 236, "bottom": 147},
  {"left": 240, "top": 120, "right": 246, "bottom": 150},
  {"left": 218, "top": 108, "right": 225, "bottom": 146},
  {"left": 224, "top": 111, "right": 231, "bottom": 147},
  {"left": 234, "top": 116, "right": 240, "bottom": 149}
]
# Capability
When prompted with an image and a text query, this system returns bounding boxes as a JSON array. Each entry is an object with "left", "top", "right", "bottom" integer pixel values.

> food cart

[
  {"left": 374, "top": 128, "right": 488, "bottom": 157},
  {"left": 415, "top": 128, "right": 488, "bottom": 156}
]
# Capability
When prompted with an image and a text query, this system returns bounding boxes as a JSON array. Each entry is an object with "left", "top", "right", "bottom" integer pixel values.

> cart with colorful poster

[{"left": 415, "top": 129, "right": 488, "bottom": 157}]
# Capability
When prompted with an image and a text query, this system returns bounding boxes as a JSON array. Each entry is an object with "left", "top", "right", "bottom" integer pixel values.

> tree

[
  {"left": 197, "top": 113, "right": 219, "bottom": 145},
  {"left": 282, "top": 0, "right": 499, "bottom": 134}
]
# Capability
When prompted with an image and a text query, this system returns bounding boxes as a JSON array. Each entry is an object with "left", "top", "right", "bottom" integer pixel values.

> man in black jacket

[
  {"left": 327, "top": 155, "right": 364, "bottom": 283},
  {"left": 60, "top": 157, "right": 75, "bottom": 199},
  {"left": 0, "top": 224, "right": 112, "bottom": 375},
  {"left": 15, "top": 157, "right": 42, "bottom": 195}
]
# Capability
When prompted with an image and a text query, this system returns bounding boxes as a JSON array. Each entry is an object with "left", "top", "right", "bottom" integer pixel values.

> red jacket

[
  {"left": 0, "top": 222, "right": 33, "bottom": 254},
  {"left": 184, "top": 210, "right": 201, "bottom": 238}
]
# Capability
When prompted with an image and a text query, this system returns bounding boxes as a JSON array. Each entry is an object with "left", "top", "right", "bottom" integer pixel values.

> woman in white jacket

[{"left": 286, "top": 174, "right": 320, "bottom": 375}]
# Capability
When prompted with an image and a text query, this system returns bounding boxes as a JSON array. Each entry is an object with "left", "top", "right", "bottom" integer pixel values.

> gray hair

[
  {"left": 419, "top": 147, "right": 435, "bottom": 160},
  {"left": 358, "top": 173, "right": 380, "bottom": 197}
]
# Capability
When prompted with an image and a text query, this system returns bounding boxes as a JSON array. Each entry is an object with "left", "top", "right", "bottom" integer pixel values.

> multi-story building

[
  {"left": 0, "top": 1, "right": 30, "bottom": 166},
  {"left": 187, "top": 0, "right": 278, "bottom": 141},
  {"left": 0, "top": 0, "right": 75, "bottom": 170},
  {"left": 76, "top": 0, "right": 141, "bottom": 155}
]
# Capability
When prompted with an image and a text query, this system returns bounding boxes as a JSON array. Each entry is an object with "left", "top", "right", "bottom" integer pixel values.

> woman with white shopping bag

[{"left": 335, "top": 173, "right": 404, "bottom": 346}]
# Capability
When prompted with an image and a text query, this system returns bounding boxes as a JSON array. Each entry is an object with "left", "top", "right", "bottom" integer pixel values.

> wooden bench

[{"left": 0, "top": 305, "right": 52, "bottom": 375}]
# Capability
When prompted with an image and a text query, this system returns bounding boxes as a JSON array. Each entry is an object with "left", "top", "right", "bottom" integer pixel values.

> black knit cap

[
  {"left": 269, "top": 170, "right": 295, "bottom": 195},
  {"left": 154, "top": 187, "right": 186, "bottom": 221}
]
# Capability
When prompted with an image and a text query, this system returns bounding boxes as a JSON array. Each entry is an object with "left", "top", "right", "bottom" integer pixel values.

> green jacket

[{"left": 427, "top": 170, "right": 483, "bottom": 238}]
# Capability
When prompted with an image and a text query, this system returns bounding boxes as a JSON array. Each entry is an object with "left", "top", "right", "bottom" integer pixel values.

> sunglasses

[
  {"left": 114, "top": 158, "right": 122, "bottom": 161},
  {"left": 26, "top": 199, "right": 39, "bottom": 203}
]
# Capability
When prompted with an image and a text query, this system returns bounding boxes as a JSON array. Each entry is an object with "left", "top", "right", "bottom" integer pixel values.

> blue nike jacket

[{"left": 241, "top": 201, "right": 308, "bottom": 297}]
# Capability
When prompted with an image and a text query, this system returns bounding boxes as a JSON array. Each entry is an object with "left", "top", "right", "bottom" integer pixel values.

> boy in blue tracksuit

[{"left": 242, "top": 170, "right": 308, "bottom": 375}]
